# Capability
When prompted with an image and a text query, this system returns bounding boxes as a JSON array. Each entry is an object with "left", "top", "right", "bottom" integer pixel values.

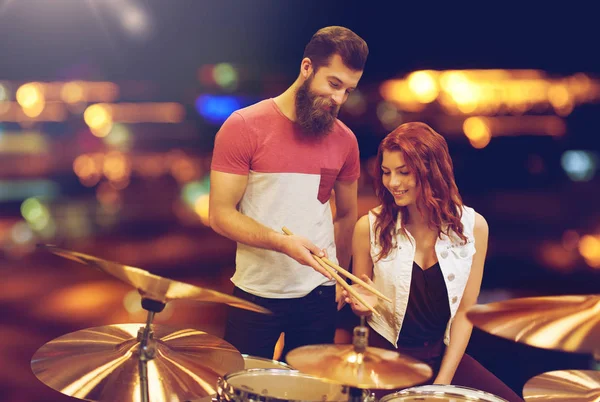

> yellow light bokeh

[
  {"left": 407, "top": 71, "right": 439, "bottom": 103},
  {"left": 193, "top": 194, "right": 210, "bottom": 226},
  {"left": 103, "top": 152, "right": 130, "bottom": 182},
  {"left": 16, "top": 83, "right": 46, "bottom": 118},
  {"left": 380, "top": 69, "right": 600, "bottom": 117},
  {"left": 578, "top": 235, "right": 600, "bottom": 268},
  {"left": 61, "top": 81, "right": 85, "bottom": 104},
  {"left": 16, "top": 83, "right": 44, "bottom": 109},
  {"left": 463, "top": 117, "right": 492, "bottom": 149},
  {"left": 84, "top": 104, "right": 113, "bottom": 136}
]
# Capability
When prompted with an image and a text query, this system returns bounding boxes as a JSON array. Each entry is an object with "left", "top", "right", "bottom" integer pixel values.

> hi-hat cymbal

[
  {"left": 39, "top": 244, "right": 270, "bottom": 314},
  {"left": 286, "top": 344, "right": 432, "bottom": 389},
  {"left": 31, "top": 323, "right": 244, "bottom": 402},
  {"left": 467, "top": 295, "right": 600, "bottom": 353},
  {"left": 523, "top": 370, "right": 600, "bottom": 401}
]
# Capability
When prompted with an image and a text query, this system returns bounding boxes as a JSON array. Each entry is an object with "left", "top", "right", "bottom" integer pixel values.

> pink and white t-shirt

[{"left": 211, "top": 99, "right": 360, "bottom": 298}]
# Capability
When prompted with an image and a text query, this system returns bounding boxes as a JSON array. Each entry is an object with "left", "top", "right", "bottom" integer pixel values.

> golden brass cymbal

[
  {"left": 523, "top": 370, "right": 600, "bottom": 402},
  {"left": 286, "top": 344, "right": 432, "bottom": 389},
  {"left": 467, "top": 295, "right": 600, "bottom": 353},
  {"left": 39, "top": 244, "right": 270, "bottom": 314},
  {"left": 31, "top": 323, "right": 244, "bottom": 402}
]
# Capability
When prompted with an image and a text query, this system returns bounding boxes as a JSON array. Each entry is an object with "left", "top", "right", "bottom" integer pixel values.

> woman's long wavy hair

[{"left": 373, "top": 122, "right": 467, "bottom": 261}]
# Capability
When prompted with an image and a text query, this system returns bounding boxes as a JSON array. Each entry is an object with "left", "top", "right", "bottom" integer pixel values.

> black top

[{"left": 397, "top": 261, "right": 451, "bottom": 347}]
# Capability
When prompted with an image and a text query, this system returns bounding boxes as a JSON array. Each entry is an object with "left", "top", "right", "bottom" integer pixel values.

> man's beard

[{"left": 294, "top": 76, "right": 340, "bottom": 137}]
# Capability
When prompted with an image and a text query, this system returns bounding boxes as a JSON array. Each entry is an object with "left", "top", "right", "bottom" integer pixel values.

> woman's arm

[
  {"left": 434, "top": 212, "right": 489, "bottom": 384},
  {"left": 344, "top": 214, "right": 378, "bottom": 315}
]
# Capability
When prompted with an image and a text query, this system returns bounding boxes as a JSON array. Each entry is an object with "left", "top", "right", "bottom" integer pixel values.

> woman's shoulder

[
  {"left": 356, "top": 213, "right": 371, "bottom": 232},
  {"left": 461, "top": 204, "right": 487, "bottom": 231},
  {"left": 356, "top": 205, "right": 383, "bottom": 233},
  {"left": 473, "top": 211, "right": 489, "bottom": 238}
]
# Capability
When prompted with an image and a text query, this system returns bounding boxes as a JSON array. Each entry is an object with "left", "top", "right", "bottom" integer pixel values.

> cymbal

[
  {"left": 523, "top": 370, "right": 600, "bottom": 401},
  {"left": 286, "top": 344, "right": 432, "bottom": 389},
  {"left": 467, "top": 295, "right": 600, "bottom": 353},
  {"left": 31, "top": 323, "right": 244, "bottom": 402},
  {"left": 39, "top": 244, "right": 270, "bottom": 314}
]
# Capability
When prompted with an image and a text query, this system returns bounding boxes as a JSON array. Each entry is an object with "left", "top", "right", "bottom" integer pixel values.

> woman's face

[{"left": 381, "top": 150, "right": 418, "bottom": 207}]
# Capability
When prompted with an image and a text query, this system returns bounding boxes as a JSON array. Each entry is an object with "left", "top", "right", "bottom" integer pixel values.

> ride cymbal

[
  {"left": 31, "top": 323, "right": 244, "bottom": 402},
  {"left": 286, "top": 344, "right": 432, "bottom": 389},
  {"left": 467, "top": 295, "right": 600, "bottom": 353},
  {"left": 39, "top": 244, "right": 270, "bottom": 314},
  {"left": 523, "top": 370, "right": 600, "bottom": 402}
]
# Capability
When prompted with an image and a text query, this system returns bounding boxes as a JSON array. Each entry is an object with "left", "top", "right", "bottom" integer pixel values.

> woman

[{"left": 343, "top": 122, "right": 523, "bottom": 401}]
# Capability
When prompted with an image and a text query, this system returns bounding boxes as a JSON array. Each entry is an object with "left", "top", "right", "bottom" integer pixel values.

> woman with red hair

[{"left": 343, "top": 122, "right": 522, "bottom": 401}]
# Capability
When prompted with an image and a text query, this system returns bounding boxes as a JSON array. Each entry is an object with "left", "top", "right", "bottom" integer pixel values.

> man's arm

[
  {"left": 209, "top": 170, "right": 332, "bottom": 278},
  {"left": 333, "top": 179, "right": 358, "bottom": 308},
  {"left": 333, "top": 179, "right": 358, "bottom": 270}
]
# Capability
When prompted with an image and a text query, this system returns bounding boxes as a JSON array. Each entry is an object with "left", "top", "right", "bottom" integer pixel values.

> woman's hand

[{"left": 342, "top": 275, "right": 379, "bottom": 316}]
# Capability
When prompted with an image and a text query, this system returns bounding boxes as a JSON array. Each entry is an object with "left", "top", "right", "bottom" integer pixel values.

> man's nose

[{"left": 331, "top": 91, "right": 344, "bottom": 106}]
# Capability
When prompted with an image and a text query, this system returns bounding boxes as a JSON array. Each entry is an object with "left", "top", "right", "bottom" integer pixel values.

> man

[{"left": 209, "top": 26, "right": 368, "bottom": 359}]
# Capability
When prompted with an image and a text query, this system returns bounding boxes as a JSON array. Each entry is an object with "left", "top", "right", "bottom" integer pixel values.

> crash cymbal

[
  {"left": 286, "top": 344, "right": 432, "bottom": 389},
  {"left": 39, "top": 244, "right": 270, "bottom": 314},
  {"left": 31, "top": 323, "right": 244, "bottom": 402},
  {"left": 467, "top": 295, "right": 600, "bottom": 353},
  {"left": 523, "top": 370, "right": 600, "bottom": 401}
]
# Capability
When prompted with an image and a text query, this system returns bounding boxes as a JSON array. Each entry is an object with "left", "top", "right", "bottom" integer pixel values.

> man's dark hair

[{"left": 303, "top": 26, "right": 368, "bottom": 72}]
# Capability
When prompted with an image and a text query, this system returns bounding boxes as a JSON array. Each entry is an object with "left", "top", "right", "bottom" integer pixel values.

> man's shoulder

[
  {"left": 331, "top": 119, "right": 358, "bottom": 145},
  {"left": 233, "top": 99, "right": 276, "bottom": 121}
]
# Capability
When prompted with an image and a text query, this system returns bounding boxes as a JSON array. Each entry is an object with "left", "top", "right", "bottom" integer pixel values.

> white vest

[{"left": 367, "top": 206, "right": 476, "bottom": 347}]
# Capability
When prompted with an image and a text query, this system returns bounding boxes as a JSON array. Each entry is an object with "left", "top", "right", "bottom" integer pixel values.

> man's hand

[
  {"left": 279, "top": 234, "right": 332, "bottom": 279},
  {"left": 342, "top": 275, "right": 378, "bottom": 316}
]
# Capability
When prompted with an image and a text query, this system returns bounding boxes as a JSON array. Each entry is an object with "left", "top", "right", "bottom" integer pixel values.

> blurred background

[{"left": 1, "top": 1, "right": 599, "bottom": 401}]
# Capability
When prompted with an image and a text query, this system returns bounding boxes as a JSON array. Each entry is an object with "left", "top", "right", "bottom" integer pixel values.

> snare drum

[
  {"left": 241, "top": 354, "right": 294, "bottom": 370},
  {"left": 217, "top": 368, "right": 369, "bottom": 402},
  {"left": 380, "top": 385, "right": 508, "bottom": 402}
]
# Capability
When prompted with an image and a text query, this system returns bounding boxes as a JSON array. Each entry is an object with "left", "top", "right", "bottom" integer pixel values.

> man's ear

[{"left": 300, "top": 57, "right": 313, "bottom": 79}]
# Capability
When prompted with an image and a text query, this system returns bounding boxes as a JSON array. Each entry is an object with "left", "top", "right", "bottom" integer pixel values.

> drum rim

[
  {"left": 218, "top": 368, "right": 349, "bottom": 402},
  {"left": 241, "top": 354, "right": 294, "bottom": 369},
  {"left": 382, "top": 384, "right": 509, "bottom": 402}
]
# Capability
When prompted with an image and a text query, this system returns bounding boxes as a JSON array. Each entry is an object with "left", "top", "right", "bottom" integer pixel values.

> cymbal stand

[
  {"left": 348, "top": 316, "right": 371, "bottom": 402},
  {"left": 137, "top": 298, "right": 166, "bottom": 402}
]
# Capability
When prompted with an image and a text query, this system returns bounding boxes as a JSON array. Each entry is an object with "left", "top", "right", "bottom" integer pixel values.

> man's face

[{"left": 295, "top": 54, "right": 363, "bottom": 137}]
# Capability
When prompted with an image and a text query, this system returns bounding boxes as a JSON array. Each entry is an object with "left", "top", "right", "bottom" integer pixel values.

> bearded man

[{"left": 209, "top": 26, "right": 368, "bottom": 359}]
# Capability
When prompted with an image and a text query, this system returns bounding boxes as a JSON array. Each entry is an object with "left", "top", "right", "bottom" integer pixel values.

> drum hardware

[
  {"left": 286, "top": 317, "right": 433, "bottom": 395},
  {"left": 30, "top": 245, "right": 273, "bottom": 402},
  {"left": 522, "top": 369, "right": 600, "bottom": 402},
  {"left": 380, "top": 384, "right": 509, "bottom": 401},
  {"left": 31, "top": 322, "right": 244, "bottom": 402},
  {"left": 241, "top": 354, "right": 294, "bottom": 370},
  {"left": 467, "top": 294, "right": 599, "bottom": 354},
  {"left": 467, "top": 294, "right": 600, "bottom": 401},
  {"left": 37, "top": 244, "right": 271, "bottom": 314}
]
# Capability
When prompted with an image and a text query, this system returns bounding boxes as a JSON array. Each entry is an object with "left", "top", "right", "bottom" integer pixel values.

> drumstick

[
  {"left": 281, "top": 227, "right": 391, "bottom": 303},
  {"left": 321, "top": 257, "right": 392, "bottom": 303},
  {"left": 281, "top": 227, "right": 380, "bottom": 317}
]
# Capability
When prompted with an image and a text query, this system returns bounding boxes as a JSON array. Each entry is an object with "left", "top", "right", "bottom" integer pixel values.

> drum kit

[{"left": 30, "top": 245, "right": 599, "bottom": 402}]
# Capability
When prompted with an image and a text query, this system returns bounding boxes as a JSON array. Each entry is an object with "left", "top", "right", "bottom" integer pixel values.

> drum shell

[{"left": 379, "top": 384, "right": 508, "bottom": 402}]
